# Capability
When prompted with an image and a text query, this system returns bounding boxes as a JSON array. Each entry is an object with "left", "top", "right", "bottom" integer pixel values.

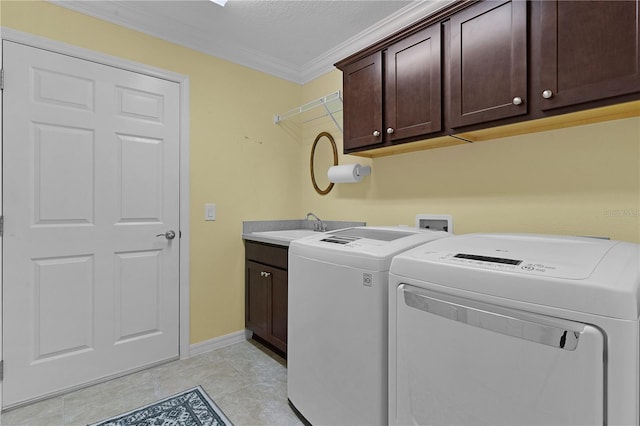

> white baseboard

[{"left": 187, "top": 330, "right": 251, "bottom": 358}]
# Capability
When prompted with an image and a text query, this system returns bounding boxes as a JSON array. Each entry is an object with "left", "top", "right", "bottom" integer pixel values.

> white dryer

[
  {"left": 389, "top": 233, "right": 640, "bottom": 426},
  {"left": 288, "top": 226, "right": 449, "bottom": 426}
]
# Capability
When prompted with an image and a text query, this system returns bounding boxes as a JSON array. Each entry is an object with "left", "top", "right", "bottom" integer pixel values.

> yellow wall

[
  {"left": 3, "top": 2, "right": 640, "bottom": 347},
  {"left": 302, "top": 70, "right": 640, "bottom": 243},
  {"left": 1, "top": 0, "right": 304, "bottom": 343}
]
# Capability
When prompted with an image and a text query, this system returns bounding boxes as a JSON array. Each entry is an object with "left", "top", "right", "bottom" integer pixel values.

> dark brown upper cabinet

[
  {"left": 538, "top": 0, "right": 640, "bottom": 111},
  {"left": 385, "top": 25, "right": 442, "bottom": 141},
  {"left": 342, "top": 52, "right": 383, "bottom": 151},
  {"left": 336, "top": 0, "right": 639, "bottom": 157},
  {"left": 449, "top": 0, "right": 528, "bottom": 128},
  {"left": 340, "top": 24, "right": 442, "bottom": 152}
]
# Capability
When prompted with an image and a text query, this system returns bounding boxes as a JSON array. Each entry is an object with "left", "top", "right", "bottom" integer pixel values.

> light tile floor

[{"left": 1, "top": 340, "right": 304, "bottom": 426}]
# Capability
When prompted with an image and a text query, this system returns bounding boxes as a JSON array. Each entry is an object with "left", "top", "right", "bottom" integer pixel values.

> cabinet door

[
  {"left": 246, "top": 261, "right": 270, "bottom": 339},
  {"left": 270, "top": 267, "right": 288, "bottom": 353},
  {"left": 342, "top": 51, "right": 384, "bottom": 150},
  {"left": 246, "top": 260, "right": 288, "bottom": 353},
  {"left": 449, "top": 0, "right": 528, "bottom": 127},
  {"left": 539, "top": 0, "right": 640, "bottom": 110},
  {"left": 386, "top": 24, "right": 442, "bottom": 141}
]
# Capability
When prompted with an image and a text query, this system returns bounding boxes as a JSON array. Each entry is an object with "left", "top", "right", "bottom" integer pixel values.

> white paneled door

[{"left": 2, "top": 41, "right": 180, "bottom": 408}]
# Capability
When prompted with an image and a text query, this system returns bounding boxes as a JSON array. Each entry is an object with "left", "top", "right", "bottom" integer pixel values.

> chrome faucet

[{"left": 305, "top": 212, "right": 327, "bottom": 232}]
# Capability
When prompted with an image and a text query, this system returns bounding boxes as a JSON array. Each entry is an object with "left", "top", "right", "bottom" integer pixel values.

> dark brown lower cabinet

[{"left": 245, "top": 241, "right": 288, "bottom": 355}]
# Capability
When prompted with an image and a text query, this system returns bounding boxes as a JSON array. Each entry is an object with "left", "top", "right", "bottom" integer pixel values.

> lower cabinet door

[
  {"left": 245, "top": 260, "right": 288, "bottom": 354},
  {"left": 269, "top": 267, "right": 288, "bottom": 353},
  {"left": 246, "top": 261, "right": 270, "bottom": 339}
]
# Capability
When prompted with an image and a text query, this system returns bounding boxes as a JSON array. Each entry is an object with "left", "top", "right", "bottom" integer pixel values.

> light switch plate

[{"left": 205, "top": 203, "right": 216, "bottom": 221}]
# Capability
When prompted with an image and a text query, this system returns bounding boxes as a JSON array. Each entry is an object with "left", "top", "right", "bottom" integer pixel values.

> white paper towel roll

[{"left": 327, "top": 164, "right": 371, "bottom": 183}]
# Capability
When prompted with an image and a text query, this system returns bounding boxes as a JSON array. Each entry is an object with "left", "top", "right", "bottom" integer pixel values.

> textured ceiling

[{"left": 52, "top": 0, "right": 454, "bottom": 83}]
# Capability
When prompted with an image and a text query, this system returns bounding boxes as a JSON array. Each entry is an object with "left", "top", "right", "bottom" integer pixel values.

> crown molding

[
  {"left": 300, "top": 1, "right": 456, "bottom": 83},
  {"left": 50, "top": 0, "right": 455, "bottom": 85}
]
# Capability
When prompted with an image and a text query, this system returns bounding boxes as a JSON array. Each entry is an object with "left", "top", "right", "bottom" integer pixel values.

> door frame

[{"left": 0, "top": 27, "right": 191, "bottom": 405}]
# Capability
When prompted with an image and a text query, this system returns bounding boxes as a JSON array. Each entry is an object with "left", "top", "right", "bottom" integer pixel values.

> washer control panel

[
  {"left": 439, "top": 252, "right": 557, "bottom": 274},
  {"left": 404, "top": 234, "right": 616, "bottom": 280}
]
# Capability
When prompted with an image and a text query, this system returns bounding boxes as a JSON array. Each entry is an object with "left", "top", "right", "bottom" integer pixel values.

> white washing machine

[
  {"left": 288, "top": 226, "right": 449, "bottom": 425},
  {"left": 389, "top": 233, "right": 640, "bottom": 426}
]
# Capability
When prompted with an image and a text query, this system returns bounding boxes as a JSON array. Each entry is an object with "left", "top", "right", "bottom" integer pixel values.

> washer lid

[
  {"left": 319, "top": 227, "right": 415, "bottom": 245},
  {"left": 416, "top": 233, "right": 618, "bottom": 280},
  {"left": 289, "top": 226, "right": 449, "bottom": 271}
]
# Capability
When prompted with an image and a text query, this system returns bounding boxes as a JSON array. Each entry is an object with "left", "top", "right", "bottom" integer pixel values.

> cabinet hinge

[{"left": 0, "top": 69, "right": 4, "bottom": 90}]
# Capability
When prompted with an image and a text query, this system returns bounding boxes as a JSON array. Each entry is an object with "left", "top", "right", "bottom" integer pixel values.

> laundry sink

[
  {"left": 243, "top": 219, "right": 365, "bottom": 246},
  {"left": 251, "top": 229, "right": 319, "bottom": 243}
]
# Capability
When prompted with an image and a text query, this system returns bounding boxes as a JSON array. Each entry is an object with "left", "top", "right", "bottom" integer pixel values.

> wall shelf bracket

[{"left": 274, "top": 90, "right": 343, "bottom": 133}]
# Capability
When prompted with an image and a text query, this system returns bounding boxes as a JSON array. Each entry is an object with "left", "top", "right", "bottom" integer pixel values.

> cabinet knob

[
  {"left": 542, "top": 89, "right": 553, "bottom": 99},
  {"left": 512, "top": 97, "right": 523, "bottom": 106},
  {"left": 386, "top": 127, "right": 395, "bottom": 134},
  {"left": 260, "top": 271, "right": 271, "bottom": 278},
  {"left": 373, "top": 130, "right": 381, "bottom": 137}
]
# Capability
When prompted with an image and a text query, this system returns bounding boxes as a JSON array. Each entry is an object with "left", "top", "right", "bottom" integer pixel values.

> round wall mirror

[{"left": 310, "top": 132, "right": 338, "bottom": 195}]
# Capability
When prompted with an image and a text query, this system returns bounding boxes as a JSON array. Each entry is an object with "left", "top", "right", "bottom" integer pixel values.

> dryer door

[{"left": 391, "top": 284, "right": 605, "bottom": 426}]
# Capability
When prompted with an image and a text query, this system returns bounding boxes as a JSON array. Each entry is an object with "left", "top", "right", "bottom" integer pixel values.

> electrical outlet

[{"left": 205, "top": 204, "right": 216, "bottom": 221}]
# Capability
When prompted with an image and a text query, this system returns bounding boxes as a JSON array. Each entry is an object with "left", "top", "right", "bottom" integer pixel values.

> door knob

[
  {"left": 512, "top": 97, "right": 523, "bottom": 105},
  {"left": 373, "top": 130, "right": 381, "bottom": 137},
  {"left": 386, "top": 127, "right": 395, "bottom": 134},
  {"left": 260, "top": 271, "right": 271, "bottom": 278},
  {"left": 156, "top": 230, "right": 176, "bottom": 240},
  {"left": 542, "top": 89, "right": 553, "bottom": 99}
]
